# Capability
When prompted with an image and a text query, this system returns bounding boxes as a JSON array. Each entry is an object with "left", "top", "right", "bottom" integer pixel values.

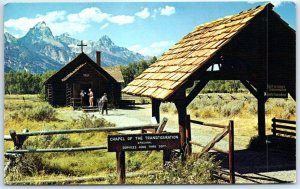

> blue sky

[{"left": 4, "top": 1, "right": 296, "bottom": 56}]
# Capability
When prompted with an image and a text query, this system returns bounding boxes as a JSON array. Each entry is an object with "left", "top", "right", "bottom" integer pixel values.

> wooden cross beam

[
  {"left": 186, "top": 80, "right": 209, "bottom": 106},
  {"left": 77, "top": 40, "right": 87, "bottom": 53},
  {"left": 240, "top": 80, "right": 258, "bottom": 99}
]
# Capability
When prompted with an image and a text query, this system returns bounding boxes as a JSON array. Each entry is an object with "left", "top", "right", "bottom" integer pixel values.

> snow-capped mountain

[{"left": 4, "top": 21, "right": 145, "bottom": 73}]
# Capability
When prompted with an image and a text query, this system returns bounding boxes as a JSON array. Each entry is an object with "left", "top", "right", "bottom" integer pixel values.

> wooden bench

[
  {"left": 119, "top": 99, "right": 135, "bottom": 107},
  {"left": 70, "top": 98, "right": 82, "bottom": 109}
]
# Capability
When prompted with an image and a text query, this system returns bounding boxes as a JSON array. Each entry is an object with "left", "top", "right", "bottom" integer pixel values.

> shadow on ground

[
  {"left": 210, "top": 137, "right": 295, "bottom": 183},
  {"left": 118, "top": 106, "right": 146, "bottom": 110}
]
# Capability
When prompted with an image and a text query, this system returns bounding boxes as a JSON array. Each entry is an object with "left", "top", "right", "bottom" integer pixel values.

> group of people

[{"left": 80, "top": 89, "right": 108, "bottom": 115}]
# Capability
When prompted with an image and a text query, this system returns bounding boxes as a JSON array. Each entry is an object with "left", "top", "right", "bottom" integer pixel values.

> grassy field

[
  {"left": 4, "top": 95, "right": 167, "bottom": 184},
  {"left": 3, "top": 93, "right": 296, "bottom": 184},
  {"left": 160, "top": 93, "right": 296, "bottom": 148}
]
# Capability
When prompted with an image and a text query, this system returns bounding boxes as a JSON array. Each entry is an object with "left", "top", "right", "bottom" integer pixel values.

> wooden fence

[
  {"left": 188, "top": 116, "right": 235, "bottom": 184},
  {"left": 4, "top": 120, "right": 166, "bottom": 184},
  {"left": 271, "top": 117, "right": 296, "bottom": 138}
]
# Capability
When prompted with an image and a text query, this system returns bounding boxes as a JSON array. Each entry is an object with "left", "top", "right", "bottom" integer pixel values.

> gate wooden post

[
  {"left": 116, "top": 151, "right": 125, "bottom": 184},
  {"left": 272, "top": 117, "right": 276, "bottom": 136},
  {"left": 175, "top": 100, "right": 187, "bottom": 162},
  {"left": 163, "top": 149, "right": 172, "bottom": 166},
  {"left": 257, "top": 92, "right": 266, "bottom": 137},
  {"left": 228, "top": 120, "right": 235, "bottom": 184},
  {"left": 186, "top": 115, "right": 192, "bottom": 156},
  {"left": 152, "top": 98, "right": 161, "bottom": 123}
]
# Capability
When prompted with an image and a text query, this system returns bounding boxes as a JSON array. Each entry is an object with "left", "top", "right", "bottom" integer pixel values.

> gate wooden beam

[
  {"left": 241, "top": 80, "right": 267, "bottom": 137},
  {"left": 240, "top": 80, "right": 258, "bottom": 98},
  {"left": 186, "top": 80, "right": 209, "bottom": 106}
]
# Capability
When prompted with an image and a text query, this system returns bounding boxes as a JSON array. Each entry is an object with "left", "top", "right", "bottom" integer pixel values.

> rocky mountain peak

[
  {"left": 25, "top": 21, "right": 54, "bottom": 41},
  {"left": 35, "top": 21, "right": 47, "bottom": 28},
  {"left": 99, "top": 35, "right": 114, "bottom": 47}
]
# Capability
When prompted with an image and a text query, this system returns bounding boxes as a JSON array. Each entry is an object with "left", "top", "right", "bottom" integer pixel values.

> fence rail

[
  {"left": 4, "top": 124, "right": 159, "bottom": 140},
  {"left": 6, "top": 145, "right": 108, "bottom": 154},
  {"left": 190, "top": 119, "right": 227, "bottom": 129}
]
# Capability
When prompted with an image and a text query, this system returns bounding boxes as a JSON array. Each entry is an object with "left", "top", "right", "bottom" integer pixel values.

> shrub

[
  {"left": 280, "top": 109, "right": 291, "bottom": 119},
  {"left": 193, "top": 111, "right": 200, "bottom": 118},
  {"left": 5, "top": 154, "right": 45, "bottom": 181},
  {"left": 247, "top": 102, "right": 257, "bottom": 115},
  {"left": 286, "top": 101, "right": 296, "bottom": 115},
  {"left": 160, "top": 103, "right": 177, "bottom": 114},
  {"left": 71, "top": 114, "right": 115, "bottom": 128},
  {"left": 200, "top": 107, "right": 214, "bottom": 118},
  {"left": 24, "top": 135, "right": 53, "bottom": 149},
  {"left": 28, "top": 104, "right": 57, "bottom": 121},
  {"left": 48, "top": 135, "right": 80, "bottom": 148},
  {"left": 127, "top": 159, "right": 142, "bottom": 172},
  {"left": 148, "top": 154, "right": 220, "bottom": 184},
  {"left": 221, "top": 101, "right": 244, "bottom": 117},
  {"left": 139, "top": 97, "right": 149, "bottom": 104},
  {"left": 273, "top": 99, "right": 286, "bottom": 108},
  {"left": 160, "top": 104, "right": 169, "bottom": 113},
  {"left": 9, "top": 103, "right": 57, "bottom": 121},
  {"left": 247, "top": 136, "right": 267, "bottom": 151}
]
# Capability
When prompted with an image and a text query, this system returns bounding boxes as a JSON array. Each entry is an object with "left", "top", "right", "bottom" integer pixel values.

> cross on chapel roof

[{"left": 77, "top": 40, "right": 87, "bottom": 53}]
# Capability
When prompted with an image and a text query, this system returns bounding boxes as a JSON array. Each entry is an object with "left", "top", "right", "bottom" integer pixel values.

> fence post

[
  {"left": 272, "top": 117, "right": 276, "bottom": 136},
  {"left": 9, "top": 129, "right": 29, "bottom": 149},
  {"left": 163, "top": 149, "right": 172, "bottom": 166},
  {"left": 228, "top": 120, "right": 235, "bottom": 184},
  {"left": 116, "top": 151, "right": 125, "bottom": 184}
]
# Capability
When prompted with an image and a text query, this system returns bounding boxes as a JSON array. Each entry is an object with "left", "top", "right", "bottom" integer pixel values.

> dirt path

[{"left": 85, "top": 104, "right": 296, "bottom": 184}]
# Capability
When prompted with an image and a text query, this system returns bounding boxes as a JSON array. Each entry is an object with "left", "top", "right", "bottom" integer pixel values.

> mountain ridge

[{"left": 5, "top": 21, "right": 145, "bottom": 73}]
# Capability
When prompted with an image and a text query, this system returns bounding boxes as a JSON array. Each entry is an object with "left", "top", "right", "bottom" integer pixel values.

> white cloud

[
  {"left": 247, "top": 1, "right": 284, "bottom": 7},
  {"left": 4, "top": 11, "right": 66, "bottom": 36},
  {"left": 135, "top": 8, "right": 150, "bottom": 19},
  {"left": 4, "top": 7, "right": 138, "bottom": 37},
  {"left": 128, "top": 40, "right": 174, "bottom": 56},
  {"left": 108, "top": 15, "right": 135, "bottom": 25},
  {"left": 100, "top": 23, "right": 109, "bottom": 30},
  {"left": 67, "top": 7, "right": 110, "bottom": 23},
  {"left": 50, "top": 22, "right": 90, "bottom": 34},
  {"left": 160, "top": 5, "right": 175, "bottom": 16}
]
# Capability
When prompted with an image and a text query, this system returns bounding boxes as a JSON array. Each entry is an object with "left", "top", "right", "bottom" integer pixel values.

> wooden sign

[
  {"left": 266, "top": 84, "right": 288, "bottom": 98},
  {"left": 108, "top": 133, "right": 180, "bottom": 152}
]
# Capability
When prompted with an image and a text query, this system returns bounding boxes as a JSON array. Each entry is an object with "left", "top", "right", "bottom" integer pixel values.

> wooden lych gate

[{"left": 122, "top": 3, "right": 295, "bottom": 164}]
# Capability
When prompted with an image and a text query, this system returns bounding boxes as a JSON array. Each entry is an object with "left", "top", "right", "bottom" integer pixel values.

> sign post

[
  {"left": 116, "top": 151, "right": 125, "bottom": 184},
  {"left": 108, "top": 133, "right": 180, "bottom": 184}
]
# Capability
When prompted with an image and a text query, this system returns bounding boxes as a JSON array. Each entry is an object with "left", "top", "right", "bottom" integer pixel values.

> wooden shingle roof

[
  {"left": 122, "top": 3, "right": 273, "bottom": 100},
  {"left": 103, "top": 66, "right": 125, "bottom": 83},
  {"left": 45, "top": 52, "right": 118, "bottom": 84}
]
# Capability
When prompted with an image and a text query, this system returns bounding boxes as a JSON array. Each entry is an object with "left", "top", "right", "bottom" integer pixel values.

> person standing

[
  {"left": 80, "top": 90, "right": 85, "bottom": 106},
  {"left": 88, "top": 88, "right": 94, "bottom": 107},
  {"left": 100, "top": 93, "right": 108, "bottom": 115}
]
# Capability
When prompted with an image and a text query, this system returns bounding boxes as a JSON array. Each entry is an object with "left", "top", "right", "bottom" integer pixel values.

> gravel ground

[{"left": 83, "top": 104, "right": 296, "bottom": 184}]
